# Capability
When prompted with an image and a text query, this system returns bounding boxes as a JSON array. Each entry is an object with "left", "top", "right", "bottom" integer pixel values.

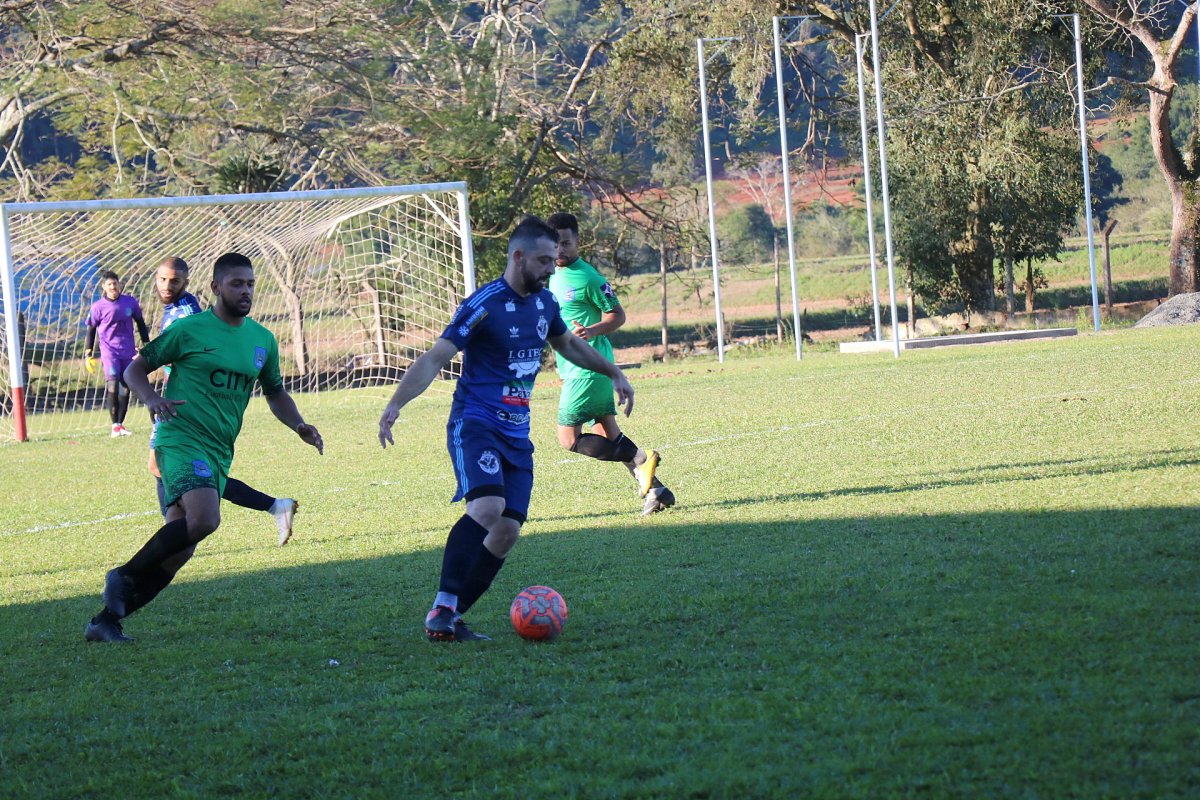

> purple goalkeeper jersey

[{"left": 86, "top": 294, "right": 145, "bottom": 360}]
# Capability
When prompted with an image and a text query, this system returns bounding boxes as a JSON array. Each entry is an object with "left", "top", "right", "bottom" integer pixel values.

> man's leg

[
  {"left": 595, "top": 416, "right": 666, "bottom": 501},
  {"left": 104, "top": 378, "right": 120, "bottom": 429},
  {"left": 221, "top": 478, "right": 297, "bottom": 546},
  {"left": 114, "top": 379, "right": 131, "bottom": 427}
]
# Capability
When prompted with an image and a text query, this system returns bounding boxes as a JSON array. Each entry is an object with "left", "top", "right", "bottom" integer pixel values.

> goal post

[{"left": 0, "top": 183, "right": 476, "bottom": 442}]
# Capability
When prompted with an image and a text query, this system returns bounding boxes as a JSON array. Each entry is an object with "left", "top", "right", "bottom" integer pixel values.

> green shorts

[
  {"left": 557, "top": 375, "right": 617, "bottom": 427},
  {"left": 155, "top": 444, "right": 229, "bottom": 508}
]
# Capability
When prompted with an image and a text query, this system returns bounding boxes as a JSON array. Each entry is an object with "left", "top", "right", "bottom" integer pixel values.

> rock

[{"left": 1133, "top": 292, "right": 1200, "bottom": 327}]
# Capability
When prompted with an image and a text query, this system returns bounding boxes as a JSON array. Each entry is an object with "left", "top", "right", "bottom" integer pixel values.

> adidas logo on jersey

[{"left": 509, "top": 326, "right": 520, "bottom": 337}]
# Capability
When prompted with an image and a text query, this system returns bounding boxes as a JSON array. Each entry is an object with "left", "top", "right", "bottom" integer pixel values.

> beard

[{"left": 219, "top": 296, "right": 252, "bottom": 318}]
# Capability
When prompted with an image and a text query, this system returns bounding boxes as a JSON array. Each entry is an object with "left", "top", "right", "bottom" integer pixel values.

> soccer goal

[{"left": 0, "top": 183, "right": 475, "bottom": 442}]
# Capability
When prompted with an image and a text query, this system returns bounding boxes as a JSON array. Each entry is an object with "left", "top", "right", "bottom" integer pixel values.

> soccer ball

[{"left": 510, "top": 585, "right": 568, "bottom": 641}]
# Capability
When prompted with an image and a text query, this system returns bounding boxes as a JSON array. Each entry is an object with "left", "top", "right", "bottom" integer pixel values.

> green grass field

[{"left": 2, "top": 327, "right": 1198, "bottom": 797}]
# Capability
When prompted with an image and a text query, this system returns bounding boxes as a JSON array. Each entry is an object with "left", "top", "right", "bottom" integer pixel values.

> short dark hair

[
  {"left": 213, "top": 252, "right": 253, "bottom": 280},
  {"left": 159, "top": 256, "right": 190, "bottom": 273},
  {"left": 101, "top": 270, "right": 120, "bottom": 283},
  {"left": 507, "top": 216, "right": 558, "bottom": 255},
  {"left": 546, "top": 212, "right": 579, "bottom": 235}
]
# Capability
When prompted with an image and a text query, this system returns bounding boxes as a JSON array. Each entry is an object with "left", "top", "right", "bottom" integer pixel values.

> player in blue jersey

[
  {"left": 378, "top": 216, "right": 635, "bottom": 642},
  {"left": 149, "top": 257, "right": 299, "bottom": 545}
]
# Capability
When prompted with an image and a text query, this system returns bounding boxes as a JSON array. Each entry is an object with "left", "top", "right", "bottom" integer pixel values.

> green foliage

[{"left": 716, "top": 203, "right": 775, "bottom": 265}]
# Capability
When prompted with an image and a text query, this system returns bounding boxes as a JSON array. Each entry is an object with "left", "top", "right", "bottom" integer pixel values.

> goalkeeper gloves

[{"left": 85, "top": 350, "right": 98, "bottom": 374}]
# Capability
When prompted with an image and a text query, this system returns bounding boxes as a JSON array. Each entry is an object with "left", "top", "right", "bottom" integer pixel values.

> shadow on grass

[{"left": 2, "top": 505, "right": 1198, "bottom": 798}]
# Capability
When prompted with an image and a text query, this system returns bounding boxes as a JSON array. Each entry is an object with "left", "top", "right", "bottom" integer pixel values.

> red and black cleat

[{"left": 424, "top": 605, "right": 457, "bottom": 642}]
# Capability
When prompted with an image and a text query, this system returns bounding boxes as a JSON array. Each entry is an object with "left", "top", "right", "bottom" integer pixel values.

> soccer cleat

[
  {"left": 424, "top": 605, "right": 457, "bottom": 642},
  {"left": 453, "top": 618, "right": 492, "bottom": 642},
  {"left": 110, "top": 424, "right": 132, "bottom": 437},
  {"left": 273, "top": 498, "right": 299, "bottom": 546},
  {"left": 84, "top": 616, "right": 133, "bottom": 643},
  {"left": 110, "top": 424, "right": 123, "bottom": 438},
  {"left": 640, "top": 486, "right": 676, "bottom": 517},
  {"left": 633, "top": 450, "right": 660, "bottom": 498},
  {"left": 102, "top": 568, "right": 135, "bottom": 618}
]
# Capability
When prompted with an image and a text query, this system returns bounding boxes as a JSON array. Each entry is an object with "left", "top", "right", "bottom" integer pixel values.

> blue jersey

[
  {"left": 161, "top": 291, "right": 203, "bottom": 333},
  {"left": 440, "top": 278, "right": 567, "bottom": 439}
]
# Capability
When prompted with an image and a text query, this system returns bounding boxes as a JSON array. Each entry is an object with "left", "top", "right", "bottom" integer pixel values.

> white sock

[{"left": 434, "top": 592, "right": 458, "bottom": 611}]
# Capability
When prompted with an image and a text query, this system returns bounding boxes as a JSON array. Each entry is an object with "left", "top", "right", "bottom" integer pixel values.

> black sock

[
  {"left": 222, "top": 478, "right": 274, "bottom": 512},
  {"left": 115, "top": 382, "right": 130, "bottom": 424},
  {"left": 438, "top": 515, "right": 489, "bottom": 596},
  {"left": 105, "top": 381, "right": 119, "bottom": 424},
  {"left": 457, "top": 546, "right": 506, "bottom": 615},
  {"left": 123, "top": 566, "right": 176, "bottom": 617},
  {"left": 156, "top": 477, "right": 168, "bottom": 518},
  {"left": 120, "top": 518, "right": 192, "bottom": 579}
]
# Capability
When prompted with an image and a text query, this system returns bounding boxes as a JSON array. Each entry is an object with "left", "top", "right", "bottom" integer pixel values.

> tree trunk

[
  {"left": 1147, "top": 87, "right": 1200, "bottom": 295},
  {"left": 773, "top": 230, "right": 783, "bottom": 341},
  {"left": 1004, "top": 255, "right": 1015, "bottom": 316},
  {"left": 1102, "top": 219, "right": 1117, "bottom": 317},
  {"left": 1025, "top": 258, "right": 1035, "bottom": 314},
  {"left": 660, "top": 240, "right": 669, "bottom": 355}
]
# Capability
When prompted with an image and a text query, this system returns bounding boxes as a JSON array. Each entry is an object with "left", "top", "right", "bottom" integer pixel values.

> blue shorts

[{"left": 447, "top": 417, "right": 534, "bottom": 522}]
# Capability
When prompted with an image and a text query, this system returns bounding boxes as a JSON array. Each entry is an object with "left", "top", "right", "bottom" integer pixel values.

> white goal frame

[{"left": 0, "top": 183, "right": 475, "bottom": 442}]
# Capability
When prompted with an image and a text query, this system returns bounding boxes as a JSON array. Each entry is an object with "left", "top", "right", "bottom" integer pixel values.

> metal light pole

[
  {"left": 697, "top": 37, "right": 736, "bottom": 362},
  {"left": 855, "top": 32, "right": 883, "bottom": 342},
  {"left": 772, "top": 16, "right": 810, "bottom": 360},
  {"left": 1056, "top": 13, "right": 1101, "bottom": 332},
  {"left": 867, "top": 0, "right": 902, "bottom": 357}
]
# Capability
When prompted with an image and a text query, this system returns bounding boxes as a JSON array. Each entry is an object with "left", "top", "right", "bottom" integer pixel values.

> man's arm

[
  {"left": 549, "top": 331, "right": 634, "bottom": 416},
  {"left": 123, "top": 355, "right": 185, "bottom": 421},
  {"left": 84, "top": 326, "right": 98, "bottom": 373},
  {"left": 570, "top": 306, "right": 626, "bottom": 341},
  {"left": 134, "top": 313, "right": 151, "bottom": 345},
  {"left": 378, "top": 337, "right": 460, "bottom": 448},
  {"left": 265, "top": 390, "right": 324, "bottom": 454}
]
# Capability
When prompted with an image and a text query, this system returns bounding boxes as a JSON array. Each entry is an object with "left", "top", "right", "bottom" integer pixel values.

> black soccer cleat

[
  {"left": 453, "top": 618, "right": 492, "bottom": 642},
  {"left": 424, "top": 605, "right": 457, "bottom": 642},
  {"left": 84, "top": 616, "right": 133, "bottom": 643},
  {"left": 641, "top": 486, "right": 676, "bottom": 516},
  {"left": 102, "top": 568, "right": 135, "bottom": 618}
]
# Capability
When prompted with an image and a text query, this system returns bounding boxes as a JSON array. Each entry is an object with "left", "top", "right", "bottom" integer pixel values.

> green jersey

[
  {"left": 548, "top": 257, "right": 620, "bottom": 380},
  {"left": 139, "top": 309, "right": 283, "bottom": 461}
]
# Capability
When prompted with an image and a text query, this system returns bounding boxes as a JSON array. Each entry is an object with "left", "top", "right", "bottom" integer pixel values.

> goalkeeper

[
  {"left": 84, "top": 270, "right": 150, "bottom": 437},
  {"left": 546, "top": 213, "right": 676, "bottom": 516}
]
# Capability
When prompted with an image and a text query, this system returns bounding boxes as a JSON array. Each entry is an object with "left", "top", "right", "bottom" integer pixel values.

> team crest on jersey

[
  {"left": 192, "top": 460, "right": 213, "bottom": 478},
  {"left": 601, "top": 283, "right": 616, "bottom": 300},
  {"left": 124, "top": 307, "right": 133, "bottom": 316},
  {"left": 505, "top": 300, "right": 516, "bottom": 312},
  {"left": 254, "top": 346, "right": 267, "bottom": 369},
  {"left": 536, "top": 316, "right": 549, "bottom": 339},
  {"left": 563, "top": 287, "right": 576, "bottom": 301},
  {"left": 477, "top": 450, "right": 500, "bottom": 475}
]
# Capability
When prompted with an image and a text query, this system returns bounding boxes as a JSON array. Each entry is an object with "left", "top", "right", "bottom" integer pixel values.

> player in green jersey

[
  {"left": 84, "top": 252, "right": 324, "bottom": 643},
  {"left": 546, "top": 213, "right": 675, "bottom": 516}
]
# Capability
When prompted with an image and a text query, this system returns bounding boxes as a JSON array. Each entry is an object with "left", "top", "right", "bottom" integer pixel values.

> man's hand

[
  {"left": 571, "top": 320, "right": 590, "bottom": 341},
  {"left": 612, "top": 372, "right": 635, "bottom": 417},
  {"left": 85, "top": 355, "right": 98, "bottom": 375},
  {"left": 296, "top": 423, "right": 324, "bottom": 455},
  {"left": 147, "top": 396, "right": 186, "bottom": 422},
  {"left": 378, "top": 404, "right": 400, "bottom": 449}
]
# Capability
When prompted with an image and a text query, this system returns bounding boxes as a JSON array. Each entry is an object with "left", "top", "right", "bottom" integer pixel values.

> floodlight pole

[
  {"left": 1058, "top": 13, "right": 1101, "bottom": 332},
  {"left": 772, "top": 16, "right": 811, "bottom": 361},
  {"left": 867, "top": 0, "right": 902, "bottom": 357},
  {"left": 697, "top": 37, "right": 736, "bottom": 363},
  {"left": 855, "top": 33, "right": 883, "bottom": 342}
]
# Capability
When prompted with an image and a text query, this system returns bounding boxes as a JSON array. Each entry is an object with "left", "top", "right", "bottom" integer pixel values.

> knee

[
  {"left": 557, "top": 426, "right": 579, "bottom": 450},
  {"left": 486, "top": 517, "right": 522, "bottom": 557},
  {"left": 466, "top": 495, "right": 506, "bottom": 530},
  {"left": 185, "top": 510, "right": 221, "bottom": 541}
]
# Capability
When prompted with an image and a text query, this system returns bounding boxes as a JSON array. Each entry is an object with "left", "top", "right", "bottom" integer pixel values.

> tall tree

[{"left": 1073, "top": 1, "right": 1199, "bottom": 295}]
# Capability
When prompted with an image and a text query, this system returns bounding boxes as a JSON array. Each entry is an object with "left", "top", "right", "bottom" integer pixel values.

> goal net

[{"left": 0, "top": 183, "right": 475, "bottom": 442}]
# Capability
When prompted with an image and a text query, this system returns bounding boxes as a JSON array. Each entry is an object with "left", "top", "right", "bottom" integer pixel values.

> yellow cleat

[{"left": 634, "top": 450, "right": 660, "bottom": 498}]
